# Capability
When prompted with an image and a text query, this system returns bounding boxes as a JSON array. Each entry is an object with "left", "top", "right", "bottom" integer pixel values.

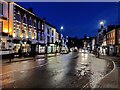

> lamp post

[{"left": 60, "top": 26, "right": 64, "bottom": 53}]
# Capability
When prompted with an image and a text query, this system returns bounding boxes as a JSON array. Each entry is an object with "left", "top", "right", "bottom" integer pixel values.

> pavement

[
  {"left": 2, "top": 53, "right": 60, "bottom": 64},
  {"left": 94, "top": 55, "right": 120, "bottom": 89}
]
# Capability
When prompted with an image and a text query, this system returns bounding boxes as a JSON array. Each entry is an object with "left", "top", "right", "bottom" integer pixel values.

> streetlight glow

[
  {"left": 100, "top": 21, "right": 104, "bottom": 26},
  {"left": 60, "top": 26, "right": 64, "bottom": 30}
]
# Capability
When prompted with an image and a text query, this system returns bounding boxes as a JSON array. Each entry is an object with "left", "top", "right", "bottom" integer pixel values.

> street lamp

[
  {"left": 100, "top": 21, "right": 104, "bottom": 26},
  {"left": 60, "top": 26, "right": 64, "bottom": 30}
]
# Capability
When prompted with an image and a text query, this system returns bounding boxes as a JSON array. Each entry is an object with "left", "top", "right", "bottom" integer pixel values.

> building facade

[
  {"left": 1, "top": 2, "right": 45, "bottom": 57},
  {"left": 106, "top": 25, "right": 120, "bottom": 56},
  {"left": 1, "top": 1, "right": 66, "bottom": 59},
  {"left": 44, "top": 22, "right": 56, "bottom": 53},
  {"left": 0, "top": 0, "right": 13, "bottom": 58}
]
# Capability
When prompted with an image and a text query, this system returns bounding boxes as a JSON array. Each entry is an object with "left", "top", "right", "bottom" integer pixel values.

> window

[
  {"left": 40, "top": 32, "right": 43, "bottom": 40},
  {"left": 22, "top": 30, "right": 26, "bottom": 38},
  {"left": 52, "top": 30, "right": 54, "bottom": 36},
  {"left": 34, "top": 20, "right": 37, "bottom": 27},
  {"left": 0, "top": 3, "right": 3, "bottom": 15},
  {"left": 28, "top": 31, "right": 32, "bottom": 39},
  {"left": 38, "top": 22, "right": 41, "bottom": 29},
  {"left": 42, "top": 23, "right": 44, "bottom": 30},
  {"left": 47, "top": 36, "right": 50, "bottom": 43},
  {"left": 23, "top": 16, "right": 27, "bottom": 23},
  {"left": 15, "top": 11, "right": 21, "bottom": 21},
  {"left": 16, "top": 29, "right": 20, "bottom": 37},
  {"left": 47, "top": 28, "right": 49, "bottom": 34},
  {"left": 28, "top": 17, "right": 32, "bottom": 25},
  {"left": 52, "top": 37, "right": 54, "bottom": 43},
  {"left": 34, "top": 32, "right": 37, "bottom": 39}
]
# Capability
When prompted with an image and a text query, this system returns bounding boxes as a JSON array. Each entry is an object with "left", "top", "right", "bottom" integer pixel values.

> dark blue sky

[{"left": 17, "top": 2, "right": 118, "bottom": 38}]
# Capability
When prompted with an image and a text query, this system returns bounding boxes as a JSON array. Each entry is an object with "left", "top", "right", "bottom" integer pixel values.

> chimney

[{"left": 28, "top": 7, "right": 33, "bottom": 13}]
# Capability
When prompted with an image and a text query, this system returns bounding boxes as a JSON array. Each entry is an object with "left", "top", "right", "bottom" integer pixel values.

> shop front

[
  {"left": 108, "top": 45, "right": 116, "bottom": 56},
  {"left": 30, "top": 39, "right": 38, "bottom": 56},
  {"left": 12, "top": 39, "right": 21, "bottom": 57},
  {"left": 47, "top": 44, "right": 56, "bottom": 54},
  {"left": 37, "top": 43, "right": 45, "bottom": 54}
]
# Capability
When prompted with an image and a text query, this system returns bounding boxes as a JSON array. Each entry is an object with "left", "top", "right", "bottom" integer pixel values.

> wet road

[{"left": 1, "top": 51, "right": 113, "bottom": 89}]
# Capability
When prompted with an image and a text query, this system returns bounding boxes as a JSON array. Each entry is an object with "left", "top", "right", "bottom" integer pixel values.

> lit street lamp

[
  {"left": 60, "top": 26, "right": 64, "bottom": 30},
  {"left": 100, "top": 21, "right": 104, "bottom": 27}
]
